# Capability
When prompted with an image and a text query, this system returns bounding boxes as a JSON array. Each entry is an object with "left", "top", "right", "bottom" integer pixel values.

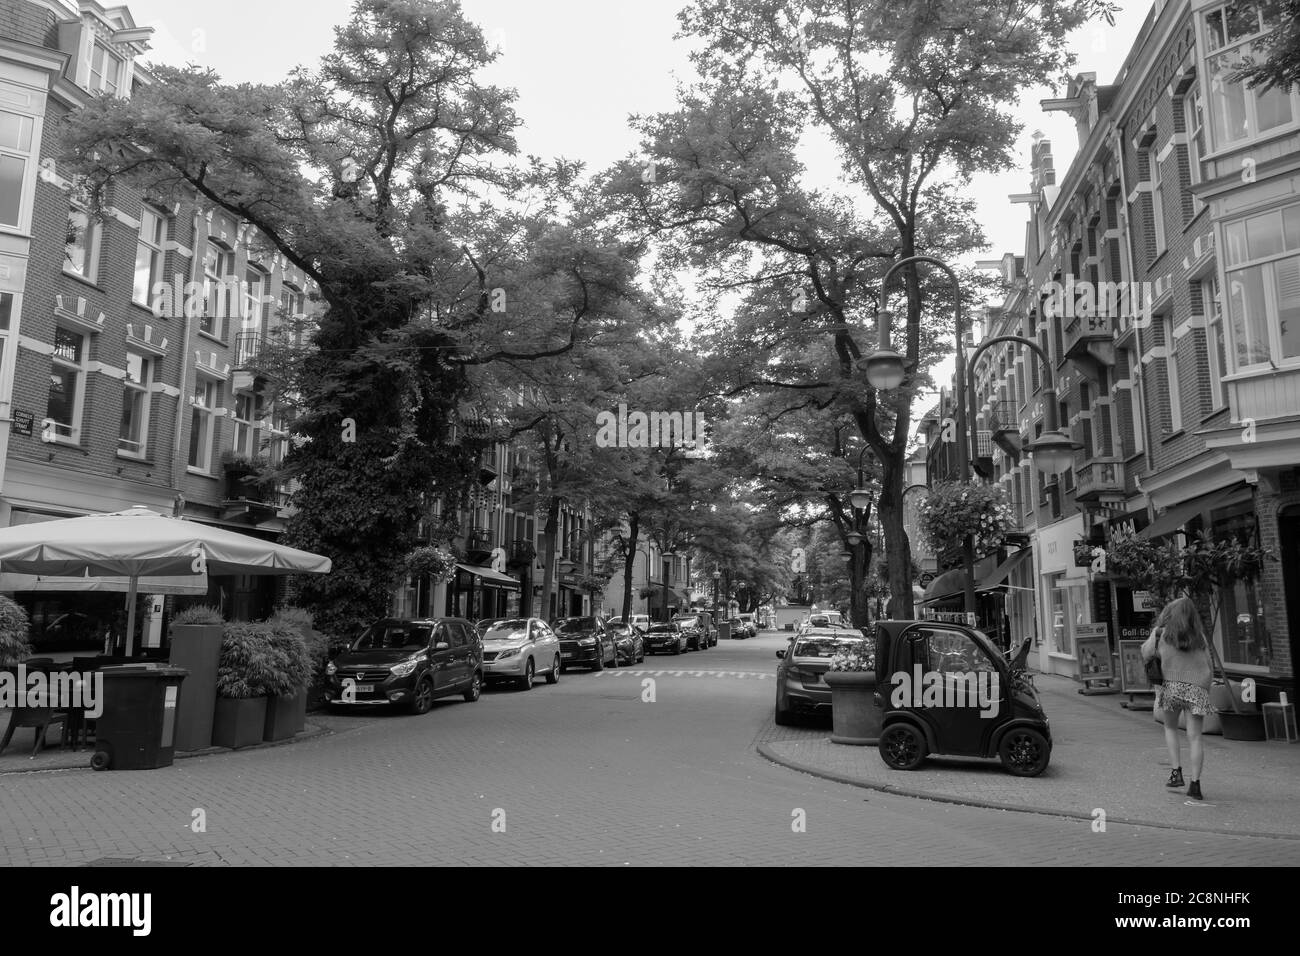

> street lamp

[{"left": 865, "top": 255, "right": 977, "bottom": 617}]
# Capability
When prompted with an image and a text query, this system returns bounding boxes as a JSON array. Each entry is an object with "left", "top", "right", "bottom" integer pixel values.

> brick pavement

[{"left": 1, "top": 635, "right": 1298, "bottom": 866}]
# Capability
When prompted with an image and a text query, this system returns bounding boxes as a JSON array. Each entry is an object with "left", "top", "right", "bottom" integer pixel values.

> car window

[
  {"left": 793, "top": 636, "right": 862, "bottom": 658},
  {"left": 921, "top": 627, "right": 997, "bottom": 674},
  {"left": 484, "top": 622, "right": 528, "bottom": 641},
  {"left": 449, "top": 623, "right": 468, "bottom": 647},
  {"left": 351, "top": 622, "right": 434, "bottom": 650}
]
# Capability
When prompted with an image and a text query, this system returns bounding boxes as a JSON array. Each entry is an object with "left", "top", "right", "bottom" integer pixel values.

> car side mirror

[
  {"left": 775, "top": 650, "right": 785, "bottom": 659},
  {"left": 435, "top": 642, "right": 450, "bottom": 650}
]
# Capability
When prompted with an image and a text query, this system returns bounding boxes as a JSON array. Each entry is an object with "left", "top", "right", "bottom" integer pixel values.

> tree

[
  {"left": 1230, "top": 0, "right": 1300, "bottom": 93},
  {"left": 605, "top": 0, "right": 1115, "bottom": 619},
  {"left": 63, "top": 0, "right": 616, "bottom": 635}
]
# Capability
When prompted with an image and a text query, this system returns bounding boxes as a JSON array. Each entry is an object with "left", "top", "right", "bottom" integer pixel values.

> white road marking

[{"left": 586, "top": 669, "right": 771, "bottom": 679}]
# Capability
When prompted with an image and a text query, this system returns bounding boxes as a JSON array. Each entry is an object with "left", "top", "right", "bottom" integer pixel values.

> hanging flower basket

[
  {"left": 576, "top": 574, "right": 608, "bottom": 594},
  {"left": 916, "top": 480, "right": 1013, "bottom": 558},
  {"left": 405, "top": 545, "right": 457, "bottom": 583}
]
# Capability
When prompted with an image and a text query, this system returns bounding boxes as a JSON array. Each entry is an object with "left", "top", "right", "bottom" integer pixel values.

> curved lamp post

[{"left": 860, "top": 255, "right": 976, "bottom": 617}]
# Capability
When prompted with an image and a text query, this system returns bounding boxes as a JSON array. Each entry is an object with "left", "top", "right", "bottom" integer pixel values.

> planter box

[
  {"left": 1218, "top": 711, "right": 1266, "bottom": 741},
  {"left": 212, "top": 696, "right": 268, "bottom": 749},
  {"left": 824, "top": 671, "right": 881, "bottom": 745},
  {"left": 168, "top": 623, "right": 223, "bottom": 751},
  {"left": 264, "top": 692, "right": 306, "bottom": 741}
]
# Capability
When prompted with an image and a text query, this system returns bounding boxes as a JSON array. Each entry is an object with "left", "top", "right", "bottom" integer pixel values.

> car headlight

[
  {"left": 578, "top": 637, "right": 597, "bottom": 646},
  {"left": 496, "top": 647, "right": 520, "bottom": 660},
  {"left": 325, "top": 661, "right": 337, "bottom": 676},
  {"left": 390, "top": 658, "right": 420, "bottom": 678}
]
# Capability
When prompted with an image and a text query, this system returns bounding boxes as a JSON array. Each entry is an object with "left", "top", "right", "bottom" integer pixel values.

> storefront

[
  {"left": 1034, "top": 514, "right": 1090, "bottom": 677},
  {"left": 448, "top": 563, "right": 520, "bottom": 621}
]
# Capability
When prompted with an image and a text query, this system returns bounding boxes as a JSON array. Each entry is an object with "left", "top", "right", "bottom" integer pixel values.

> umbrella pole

[{"left": 124, "top": 576, "right": 139, "bottom": 657}]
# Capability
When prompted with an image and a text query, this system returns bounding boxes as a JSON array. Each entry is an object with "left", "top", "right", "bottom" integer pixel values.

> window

[
  {"left": 1224, "top": 203, "right": 1300, "bottom": 368},
  {"left": 188, "top": 376, "right": 219, "bottom": 471},
  {"left": 201, "top": 241, "right": 235, "bottom": 339},
  {"left": 231, "top": 391, "right": 258, "bottom": 458},
  {"left": 118, "top": 351, "right": 152, "bottom": 457},
  {"left": 280, "top": 283, "right": 306, "bottom": 346},
  {"left": 64, "top": 201, "right": 100, "bottom": 281},
  {"left": 46, "top": 327, "right": 87, "bottom": 443},
  {"left": 243, "top": 267, "right": 268, "bottom": 331},
  {"left": 1184, "top": 90, "right": 1207, "bottom": 217},
  {"left": 1146, "top": 147, "right": 1166, "bottom": 255},
  {"left": 0, "top": 109, "right": 35, "bottom": 229},
  {"left": 1163, "top": 313, "right": 1183, "bottom": 432},
  {"left": 1203, "top": 3, "right": 1296, "bottom": 149},
  {"left": 133, "top": 207, "right": 165, "bottom": 306},
  {"left": 0, "top": 293, "right": 12, "bottom": 395},
  {"left": 1127, "top": 348, "right": 1145, "bottom": 455},
  {"left": 88, "top": 43, "right": 123, "bottom": 96},
  {"left": 1200, "top": 276, "right": 1229, "bottom": 410},
  {"left": 1048, "top": 573, "right": 1088, "bottom": 656}
]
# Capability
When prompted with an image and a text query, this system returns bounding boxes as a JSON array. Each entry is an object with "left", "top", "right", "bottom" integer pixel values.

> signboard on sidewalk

[
  {"left": 1118, "top": 639, "right": 1152, "bottom": 693},
  {"left": 1074, "top": 623, "right": 1112, "bottom": 681}
]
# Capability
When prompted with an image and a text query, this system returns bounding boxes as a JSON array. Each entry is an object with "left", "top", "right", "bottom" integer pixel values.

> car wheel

[
  {"left": 518, "top": 658, "right": 534, "bottom": 691},
  {"left": 774, "top": 705, "right": 796, "bottom": 726},
  {"left": 637, "top": 649, "right": 645, "bottom": 662},
  {"left": 463, "top": 671, "right": 482, "bottom": 702},
  {"left": 546, "top": 655, "right": 560, "bottom": 685},
  {"left": 998, "top": 727, "right": 1051, "bottom": 777},
  {"left": 672, "top": 642, "right": 682, "bottom": 655},
  {"left": 410, "top": 677, "right": 434, "bottom": 715},
  {"left": 590, "top": 650, "right": 603, "bottom": 672},
  {"left": 879, "top": 723, "right": 927, "bottom": 771}
]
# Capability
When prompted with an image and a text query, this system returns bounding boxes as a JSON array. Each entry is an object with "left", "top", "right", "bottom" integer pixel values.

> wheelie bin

[{"left": 90, "top": 665, "right": 188, "bottom": 770}]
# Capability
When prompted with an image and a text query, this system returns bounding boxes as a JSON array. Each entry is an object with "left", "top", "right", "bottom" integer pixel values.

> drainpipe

[
  {"left": 1112, "top": 127, "right": 1152, "bottom": 483},
  {"left": 171, "top": 206, "right": 202, "bottom": 497}
]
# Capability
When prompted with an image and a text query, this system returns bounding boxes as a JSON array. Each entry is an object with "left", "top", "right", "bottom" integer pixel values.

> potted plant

[
  {"left": 823, "top": 634, "right": 881, "bottom": 745},
  {"left": 167, "top": 604, "right": 224, "bottom": 752},
  {"left": 0, "top": 595, "right": 32, "bottom": 669},
  {"left": 404, "top": 545, "right": 457, "bottom": 583},
  {"left": 213, "top": 621, "right": 290, "bottom": 749},
  {"left": 220, "top": 452, "right": 270, "bottom": 501},
  {"left": 262, "top": 616, "right": 313, "bottom": 741},
  {"left": 916, "top": 480, "right": 1014, "bottom": 559}
]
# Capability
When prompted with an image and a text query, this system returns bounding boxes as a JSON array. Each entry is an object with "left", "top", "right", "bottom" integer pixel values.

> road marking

[{"left": 588, "top": 670, "right": 771, "bottom": 680}]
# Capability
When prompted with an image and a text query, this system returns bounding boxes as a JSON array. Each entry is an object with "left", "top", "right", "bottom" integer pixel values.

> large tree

[
  {"left": 606, "top": 0, "right": 1114, "bottom": 619},
  {"left": 63, "top": 0, "right": 615, "bottom": 635}
]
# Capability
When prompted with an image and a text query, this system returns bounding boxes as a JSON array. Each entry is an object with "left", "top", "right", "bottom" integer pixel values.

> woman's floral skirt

[{"left": 1157, "top": 679, "right": 1211, "bottom": 717}]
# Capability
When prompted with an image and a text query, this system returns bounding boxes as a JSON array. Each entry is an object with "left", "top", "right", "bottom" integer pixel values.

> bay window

[
  {"left": 0, "top": 109, "right": 35, "bottom": 230},
  {"left": 1202, "top": 3, "right": 1296, "bottom": 149},
  {"left": 89, "top": 43, "right": 123, "bottom": 97},
  {"left": 1224, "top": 203, "right": 1300, "bottom": 369},
  {"left": 118, "top": 351, "right": 151, "bottom": 457},
  {"left": 1199, "top": 276, "right": 1229, "bottom": 410}
]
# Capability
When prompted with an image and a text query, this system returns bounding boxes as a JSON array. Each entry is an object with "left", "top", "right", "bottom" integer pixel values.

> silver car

[{"left": 481, "top": 618, "right": 561, "bottom": 690}]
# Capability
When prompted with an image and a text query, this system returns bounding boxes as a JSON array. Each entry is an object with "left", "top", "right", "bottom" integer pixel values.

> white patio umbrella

[{"left": 0, "top": 506, "right": 332, "bottom": 655}]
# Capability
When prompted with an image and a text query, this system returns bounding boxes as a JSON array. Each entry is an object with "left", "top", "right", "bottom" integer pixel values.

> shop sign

[
  {"left": 11, "top": 410, "right": 33, "bottom": 437},
  {"left": 1131, "top": 590, "right": 1158, "bottom": 611}
]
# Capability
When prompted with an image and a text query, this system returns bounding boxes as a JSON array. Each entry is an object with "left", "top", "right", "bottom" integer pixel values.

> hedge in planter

[
  {"left": 0, "top": 595, "right": 32, "bottom": 668},
  {"left": 214, "top": 622, "right": 305, "bottom": 749},
  {"left": 262, "top": 619, "right": 313, "bottom": 741}
]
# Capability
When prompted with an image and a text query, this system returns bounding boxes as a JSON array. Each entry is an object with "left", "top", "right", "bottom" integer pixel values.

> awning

[
  {"left": 455, "top": 563, "right": 520, "bottom": 590},
  {"left": 978, "top": 548, "right": 1032, "bottom": 589},
  {"left": 1138, "top": 482, "right": 1252, "bottom": 540},
  {"left": 919, "top": 551, "right": 1033, "bottom": 606}
]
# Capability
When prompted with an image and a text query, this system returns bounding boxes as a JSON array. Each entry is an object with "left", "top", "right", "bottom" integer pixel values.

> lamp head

[
  {"left": 859, "top": 349, "right": 907, "bottom": 390},
  {"left": 1028, "top": 428, "right": 1082, "bottom": 475}
]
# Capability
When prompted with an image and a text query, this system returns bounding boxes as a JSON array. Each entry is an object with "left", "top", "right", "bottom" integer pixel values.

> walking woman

[{"left": 1141, "top": 596, "right": 1215, "bottom": 800}]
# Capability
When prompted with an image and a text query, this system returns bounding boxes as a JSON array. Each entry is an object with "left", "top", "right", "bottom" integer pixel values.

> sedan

[
  {"left": 554, "top": 616, "right": 618, "bottom": 671},
  {"left": 605, "top": 621, "right": 645, "bottom": 665},
  {"left": 669, "top": 614, "right": 709, "bottom": 652},
  {"left": 643, "top": 622, "right": 687, "bottom": 656},
  {"left": 774, "top": 628, "right": 869, "bottom": 725},
  {"left": 481, "top": 618, "right": 561, "bottom": 689}
]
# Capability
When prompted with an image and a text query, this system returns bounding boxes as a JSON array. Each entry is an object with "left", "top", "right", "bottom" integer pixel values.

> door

[
  {"left": 1281, "top": 509, "right": 1300, "bottom": 701},
  {"left": 900, "top": 625, "right": 1005, "bottom": 756},
  {"left": 600, "top": 623, "right": 616, "bottom": 663},
  {"left": 446, "top": 622, "right": 471, "bottom": 688},
  {"left": 428, "top": 622, "right": 455, "bottom": 692},
  {"left": 533, "top": 619, "right": 557, "bottom": 668}
]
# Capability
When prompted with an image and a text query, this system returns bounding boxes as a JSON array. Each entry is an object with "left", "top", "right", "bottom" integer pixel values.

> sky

[{"left": 122, "top": 0, "right": 1159, "bottom": 418}]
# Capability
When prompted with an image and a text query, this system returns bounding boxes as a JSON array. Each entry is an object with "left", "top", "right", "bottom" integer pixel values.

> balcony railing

[
  {"left": 234, "top": 330, "right": 261, "bottom": 368},
  {"left": 1062, "top": 311, "right": 1115, "bottom": 367},
  {"left": 1074, "top": 458, "right": 1124, "bottom": 501},
  {"left": 507, "top": 539, "right": 536, "bottom": 567},
  {"left": 465, "top": 527, "right": 493, "bottom": 552}
]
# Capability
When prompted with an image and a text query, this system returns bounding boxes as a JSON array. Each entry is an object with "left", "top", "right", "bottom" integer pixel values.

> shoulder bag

[{"left": 1143, "top": 627, "right": 1164, "bottom": 685}]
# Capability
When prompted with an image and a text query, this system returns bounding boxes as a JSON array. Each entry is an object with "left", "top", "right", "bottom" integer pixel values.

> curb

[
  {"left": 755, "top": 741, "right": 1300, "bottom": 842},
  {"left": 0, "top": 722, "right": 333, "bottom": 775}
]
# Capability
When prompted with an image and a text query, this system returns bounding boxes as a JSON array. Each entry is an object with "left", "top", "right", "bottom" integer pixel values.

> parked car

[
  {"left": 627, "top": 613, "right": 651, "bottom": 633},
  {"left": 669, "top": 613, "right": 709, "bottom": 651},
  {"left": 475, "top": 618, "right": 501, "bottom": 637},
  {"left": 481, "top": 618, "right": 561, "bottom": 690},
  {"left": 726, "top": 616, "right": 747, "bottom": 639},
  {"left": 325, "top": 618, "right": 482, "bottom": 713},
  {"left": 554, "top": 616, "right": 618, "bottom": 671},
  {"left": 643, "top": 621, "right": 687, "bottom": 655},
  {"left": 873, "top": 620, "right": 1051, "bottom": 776},
  {"left": 773, "top": 628, "right": 866, "bottom": 725},
  {"left": 737, "top": 613, "right": 758, "bottom": 637},
  {"left": 605, "top": 620, "right": 645, "bottom": 665}
]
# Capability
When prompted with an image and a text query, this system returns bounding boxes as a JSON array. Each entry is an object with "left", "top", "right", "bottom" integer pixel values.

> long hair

[{"left": 1156, "top": 596, "right": 1207, "bottom": 652}]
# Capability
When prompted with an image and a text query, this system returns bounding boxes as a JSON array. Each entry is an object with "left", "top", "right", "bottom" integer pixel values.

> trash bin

[
  {"left": 718, "top": 621, "right": 731, "bottom": 641},
  {"left": 91, "top": 665, "right": 188, "bottom": 771}
]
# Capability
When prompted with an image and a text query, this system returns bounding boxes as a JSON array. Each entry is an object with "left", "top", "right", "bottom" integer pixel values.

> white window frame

[
  {"left": 1199, "top": 275, "right": 1229, "bottom": 411},
  {"left": 201, "top": 241, "right": 235, "bottom": 341},
  {"left": 1147, "top": 147, "right": 1166, "bottom": 255},
  {"left": 1184, "top": 90, "right": 1206, "bottom": 217},
  {"left": 118, "top": 350, "right": 152, "bottom": 458},
  {"left": 1201, "top": 4, "right": 1299, "bottom": 152},
  {"left": 47, "top": 326, "right": 88, "bottom": 444},
  {"left": 133, "top": 206, "right": 165, "bottom": 307},
  {"left": 88, "top": 42, "right": 123, "bottom": 97},
  {"left": 1163, "top": 312, "right": 1183, "bottom": 433},
  {"left": 243, "top": 267, "right": 267, "bottom": 332},
  {"left": 64, "top": 196, "right": 100, "bottom": 282},
  {"left": 188, "top": 375, "right": 219, "bottom": 473},
  {"left": 1223, "top": 203, "right": 1300, "bottom": 371},
  {"left": 1127, "top": 347, "right": 1145, "bottom": 455},
  {"left": 230, "top": 390, "right": 258, "bottom": 458},
  {"left": 0, "top": 108, "right": 37, "bottom": 233},
  {"left": 0, "top": 292, "right": 14, "bottom": 407}
]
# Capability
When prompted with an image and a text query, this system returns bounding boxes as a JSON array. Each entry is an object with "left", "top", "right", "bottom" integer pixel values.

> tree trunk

[
  {"left": 539, "top": 494, "right": 560, "bottom": 623},
  {"left": 878, "top": 454, "right": 913, "bottom": 620},
  {"left": 621, "top": 513, "right": 640, "bottom": 623},
  {"left": 850, "top": 540, "right": 872, "bottom": 628}
]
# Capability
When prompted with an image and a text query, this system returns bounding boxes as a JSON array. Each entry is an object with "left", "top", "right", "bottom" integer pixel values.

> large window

[
  {"left": 1203, "top": 3, "right": 1296, "bottom": 149},
  {"left": 88, "top": 43, "right": 123, "bottom": 96},
  {"left": 201, "top": 241, "right": 235, "bottom": 339},
  {"left": 1199, "top": 275, "right": 1229, "bottom": 410},
  {"left": 1047, "top": 573, "right": 1087, "bottom": 656},
  {"left": 0, "top": 293, "right": 12, "bottom": 395},
  {"left": 1211, "top": 507, "right": 1271, "bottom": 669},
  {"left": 46, "top": 327, "right": 87, "bottom": 443},
  {"left": 188, "top": 376, "right": 219, "bottom": 471},
  {"left": 231, "top": 391, "right": 258, "bottom": 458},
  {"left": 1125, "top": 347, "right": 1145, "bottom": 455},
  {"left": 1147, "top": 147, "right": 1166, "bottom": 255},
  {"left": 243, "top": 267, "right": 268, "bottom": 331},
  {"left": 1224, "top": 203, "right": 1300, "bottom": 369},
  {"left": 0, "top": 110, "right": 35, "bottom": 230},
  {"left": 118, "top": 351, "right": 152, "bottom": 457},
  {"left": 1184, "top": 90, "right": 1207, "bottom": 218},
  {"left": 132, "top": 207, "right": 165, "bottom": 306},
  {"left": 64, "top": 198, "right": 100, "bottom": 281}
]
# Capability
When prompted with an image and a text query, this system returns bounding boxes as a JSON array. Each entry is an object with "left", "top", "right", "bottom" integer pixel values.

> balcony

[
  {"left": 1074, "top": 458, "right": 1124, "bottom": 502},
  {"left": 1062, "top": 312, "right": 1115, "bottom": 369},
  {"left": 464, "top": 527, "right": 493, "bottom": 556},
  {"left": 506, "top": 539, "right": 536, "bottom": 568}
]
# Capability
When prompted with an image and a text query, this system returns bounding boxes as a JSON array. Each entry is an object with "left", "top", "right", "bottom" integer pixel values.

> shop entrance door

[{"left": 1280, "top": 509, "right": 1300, "bottom": 701}]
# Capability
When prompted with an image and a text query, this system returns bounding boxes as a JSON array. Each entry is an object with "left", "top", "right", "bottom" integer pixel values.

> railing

[
  {"left": 1062, "top": 311, "right": 1114, "bottom": 364},
  {"left": 234, "top": 330, "right": 261, "bottom": 368},
  {"left": 465, "top": 527, "right": 493, "bottom": 552},
  {"left": 507, "top": 539, "right": 536, "bottom": 565},
  {"left": 1074, "top": 458, "right": 1124, "bottom": 501}
]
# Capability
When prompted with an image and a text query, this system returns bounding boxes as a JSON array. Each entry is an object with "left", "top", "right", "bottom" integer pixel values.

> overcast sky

[{"left": 124, "top": 0, "right": 1158, "bottom": 415}]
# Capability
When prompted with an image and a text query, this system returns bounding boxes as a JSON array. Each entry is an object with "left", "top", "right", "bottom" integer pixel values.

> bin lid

[{"left": 99, "top": 664, "right": 188, "bottom": 678}]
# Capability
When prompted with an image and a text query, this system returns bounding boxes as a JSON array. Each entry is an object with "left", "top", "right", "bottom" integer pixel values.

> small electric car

[{"left": 872, "top": 620, "right": 1051, "bottom": 777}]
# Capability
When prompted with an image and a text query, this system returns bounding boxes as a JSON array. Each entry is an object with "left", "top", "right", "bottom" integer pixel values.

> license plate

[
  {"left": 355, "top": 683, "right": 374, "bottom": 693},
  {"left": 562, "top": 652, "right": 575, "bottom": 659}
]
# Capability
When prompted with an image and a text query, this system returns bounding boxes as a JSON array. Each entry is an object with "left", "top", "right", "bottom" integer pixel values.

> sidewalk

[{"left": 758, "top": 673, "right": 1300, "bottom": 838}]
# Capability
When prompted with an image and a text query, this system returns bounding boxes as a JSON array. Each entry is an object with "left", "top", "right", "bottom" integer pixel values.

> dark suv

[
  {"left": 554, "top": 616, "right": 617, "bottom": 671},
  {"left": 325, "top": 618, "right": 483, "bottom": 713},
  {"left": 669, "top": 614, "right": 709, "bottom": 651}
]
